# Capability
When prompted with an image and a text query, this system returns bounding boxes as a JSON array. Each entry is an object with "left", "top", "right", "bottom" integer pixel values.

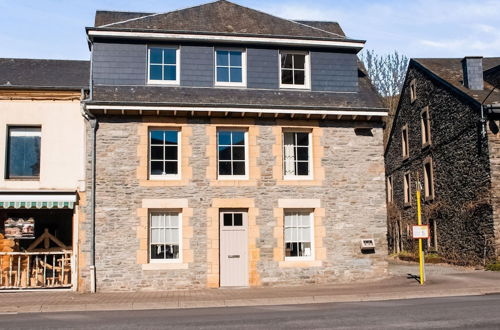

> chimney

[{"left": 461, "top": 56, "right": 484, "bottom": 90}]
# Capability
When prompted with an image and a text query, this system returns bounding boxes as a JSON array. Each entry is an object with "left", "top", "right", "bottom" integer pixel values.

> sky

[{"left": 0, "top": 0, "right": 499, "bottom": 61}]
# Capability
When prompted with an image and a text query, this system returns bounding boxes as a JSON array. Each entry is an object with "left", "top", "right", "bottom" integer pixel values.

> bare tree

[{"left": 360, "top": 50, "right": 409, "bottom": 145}]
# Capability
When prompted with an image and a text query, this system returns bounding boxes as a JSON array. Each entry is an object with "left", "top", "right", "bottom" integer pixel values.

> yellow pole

[{"left": 416, "top": 183, "right": 425, "bottom": 285}]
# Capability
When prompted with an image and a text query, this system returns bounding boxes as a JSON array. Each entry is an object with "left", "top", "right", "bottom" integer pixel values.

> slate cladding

[
  {"left": 385, "top": 58, "right": 500, "bottom": 265},
  {"left": 0, "top": 58, "right": 89, "bottom": 89}
]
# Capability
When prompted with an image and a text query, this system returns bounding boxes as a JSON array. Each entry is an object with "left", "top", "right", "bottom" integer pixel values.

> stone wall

[
  {"left": 81, "top": 116, "right": 388, "bottom": 292},
  {"left": 487, "top": 119, "right": 500, "bottom": 258},
  {"left": 385, "top": 64, "right": 496, "bottom": 265}
]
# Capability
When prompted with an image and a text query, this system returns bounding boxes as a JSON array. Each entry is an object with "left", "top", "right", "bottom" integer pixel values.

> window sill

[
  {"left": 403, "top": 202, "right": 412, "bottom": 208},
  {"left": 421, "top": 142, "right": 431, "bottom": 149},
  {"left": 5, "top": 178, "right": 40, "bottom": 181},
  {"left": 424, "top": 195, "right": 434, "bottom": 202},
  {"left": 142, "top": 263, "right": 188, "bottom": 271},
  {"left": 279, "top": 260, "right": 322, "bottom": 268},
  {"left": 146, "top": 80, "right": 180, "bottom": 86},
  {"left": 214, "top": 83, "right": 246, "bottom": 88},
  {"left": 149, "top": 175, "right": 181, "bottom": 181},
  {"left": 402, "top": 155, "right": 409, "bottom": 161}
]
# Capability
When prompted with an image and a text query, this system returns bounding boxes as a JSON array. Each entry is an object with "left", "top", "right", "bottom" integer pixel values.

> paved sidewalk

[{"left": 1, "top": 260, "right": 500, "bottom": 313}]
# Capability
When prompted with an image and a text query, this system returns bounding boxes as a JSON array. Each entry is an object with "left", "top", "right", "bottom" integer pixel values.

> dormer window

[
  {"left": 148, "top": 47, "right": 180, "bottom": 85},
  {"left": 280, "top": 51, "right": 310, "bottom": 89},
  {"left": 215, "top": 49, "right": 246, "bottom": 87}
]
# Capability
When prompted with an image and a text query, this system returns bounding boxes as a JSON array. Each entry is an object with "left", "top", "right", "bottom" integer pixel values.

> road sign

[{"left": 412, "top": 225, "right": 429, "bottom": 239}]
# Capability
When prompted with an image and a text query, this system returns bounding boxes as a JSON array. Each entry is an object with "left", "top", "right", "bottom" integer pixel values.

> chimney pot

[{"left": 461, "top": 56, "right": 484, "bottom": 90}]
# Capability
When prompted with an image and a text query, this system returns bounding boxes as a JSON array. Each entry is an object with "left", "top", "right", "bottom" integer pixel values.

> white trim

[
  {"left": 147, "top": 47, "right": 180, "bottom": 85},
  {"left": 214, "top": 48, "right": 247, "bottom": 87},
  {"left": 149, "top": 211, "right": 183, "bottom": 264},
  {"left": 216, "top": 129, "right": 249, "bottom": 180},
  {"left": 279, "top": 51, "right": 311, "bottom": 90},
  {"left": 87, "top": 30, "right": 365, "bottom": 49},
  {"left": 85, "top": 105, "right": 387, "bottom": 117},
  {"left": 0, "top": 194, "right": 76, "bottom": 203},
  {"left": 148, "top": 128, "right": 182, "bottom": 180}
]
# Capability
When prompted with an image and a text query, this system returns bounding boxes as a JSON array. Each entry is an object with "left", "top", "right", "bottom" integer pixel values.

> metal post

[{"left": 416, "top": 181, "right": 425, "bottom": 285}]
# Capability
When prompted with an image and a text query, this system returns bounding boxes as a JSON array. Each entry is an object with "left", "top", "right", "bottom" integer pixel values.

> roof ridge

[{"left": 99, "top": 0, "right": 222, "bottom": 28}]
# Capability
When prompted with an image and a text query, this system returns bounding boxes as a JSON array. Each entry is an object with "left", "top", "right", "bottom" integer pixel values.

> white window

[
  {"left": 284, "top": 210, "right": 314, "bottom": 260},
  {"left": 215, "top": 49, "right": 246, "bottom": 87},
  {"left": 404, "top": 172, "right": 411, "bottom": 205},
  {"left": 150, "top": 211, "right": 182, "bottom": 263},
  {"left": 421, "top": 107, "right": 431, "bottom": 146},
  {"left": 402, "top": 124, "right": 409, "bottom": 159},
  {"left": 283, "top": 131, "right": 312, "bottom": 179},
  {"left": 149, "top": 129, "right": 181, "bottom": 180},
  {"left": 387, "top": 176, "right": 393, "bottom": 203},
  {"left": 424, "top": 159, "right": 434, "bottom": 200},
  {"left": 148, "top": 47, "right": 180, "bottom": 84},
  {"left": 280, "top": 51, "right": 310, "bottom": 89},
  {"left": 6, "top": 127, "right": 41, "bottom": 179},
  {"left": 410, "top": 79, "right": 417, "bottom": 103},
  {"left": 217, "top": 129, "right": 248, "bottom": 179}
]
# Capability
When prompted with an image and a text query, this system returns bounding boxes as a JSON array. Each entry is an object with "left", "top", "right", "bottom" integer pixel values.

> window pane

[
  {"left": 164, "top": 161, "right": 178, "bottom": 174},
  {"left": 233, "top": 161, "right": 245, "bottom": 175},
  {"left": 164, "top": 66, "right": 176, "bottom": 81},
  {"left": 219, "top": 161, "right": 232, "bottom": 175},
  {"left": 294, "top": 55, "right": 305, "bottom": 69},
  {"left": 232, "top": 146, "right": 245, "bottom": 160},
  {"left": 217, "top": 51, "right": 229, "bottom": 66},
  {"left": 233, "top": 213, "right": 243, "bottom": 226},
  {"left": 163, "top": 49, "right": 176, "bottom": 65},
  {"left": 230, "top": 51, "right": 242, "bottom": 66},
  {"left": 8, "top": 128, "right": 41, "bottom": 178},
  {"left": 151, "top": 228, "right": 162, "bottom": 244},
  {"left": 286, "top": 242, "right": 298, "bottom": 257},
  {"left": 296, "top": 133, "right": 309, "bottom": 146},
  {"left": 297, "top": 147, "right": 309, "bottom": 161},
  {"left": 281, "top": 69, "right": 293, "bottom": 84},
  {"left": 168, "top": 245, "right": 179, "bottom": 259},
  {"left": 150, "top": 48, "right": 163, "bottom": 64},
  {"left": 297, "top": 162, "right": 309, "bottom": 175},
  {"left": 224, "top": 213, "right": 232, "bottom": 226},
  {"left": 300, "top": 242, "right": 312, "bottom": 256},
  {"left": 218, "top": 131, "right": 232, "bottom": 145},
  {"left": 150, "top": 161, "right": 163, "bottom": 175},
  {"left": 230, "top": 68, "right": 242, "bottom": 82},
  {"left": 150, "top": 65, "right": 162, "bottom": 80},
  {"left": 170, "top": 214, "right": 179, "bottom": 227},
  {"left": 217, "top": 67, "right": 229, "bottom": 82},
  {"left": 151, "top": 244, "right": 165, "bottom": 259},
  {"left": 232, "top": 132, "right": 245, "bottom": 145},
  {"left": 218, "top": 146, "right": 231, "bottom": 160},
  {"left": 150, "top": 131, "right": 164, "bottom": 145},
  {"left": 164, "top": 131, "right": 178, "bottom": 145},
  {"left": 281, "top": 54, "right": 293, "bottom": 68},
  {"left": 294, "top": 70, "right": 305, "bottom": 85},
  {"left": 150, "top": 146, "right": 163, "bottom": 160},
  {"left": 151, "top": 214, "right": 163, "bottom": 227},
  {"left": 164, "top": 146, "right": 178, "bottom": 160}
]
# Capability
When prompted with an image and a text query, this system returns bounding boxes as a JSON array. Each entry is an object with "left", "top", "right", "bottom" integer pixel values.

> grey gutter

[{"left": 0, "top": 86, "right": 88, "bottom": 91}]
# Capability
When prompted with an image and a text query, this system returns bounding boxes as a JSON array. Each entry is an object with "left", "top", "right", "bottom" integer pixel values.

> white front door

[{"left": 219, "top": 210, "right": 248, "bottom": 287}]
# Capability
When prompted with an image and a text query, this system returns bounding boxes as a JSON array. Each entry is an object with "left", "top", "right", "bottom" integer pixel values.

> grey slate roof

[
  {"left": 414, "top": 57, "right": 500, "bottom": 105},
  {"left": 0, "top": 58, "right": 89, "bottom": 90},
  {"left": 87, "top": 63, "right": 385, "bottom": 111},
  {"left": 94, "top": 11, "right": 153, "bottom": 27},
  {"left": 91, "top": 1, "right": 354, "bottom": 42}
]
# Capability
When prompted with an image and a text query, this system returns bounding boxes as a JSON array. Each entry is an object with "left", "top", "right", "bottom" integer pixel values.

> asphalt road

[{"left": 1, "top": 295, "right": 500, "bottom": 329}]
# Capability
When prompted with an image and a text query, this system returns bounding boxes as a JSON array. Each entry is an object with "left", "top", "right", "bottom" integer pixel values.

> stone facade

[
  {"left": 80, "top": 116, "right": 388, "bottom": 291},
  {"left": 385, "top": 62, "right": 498, "bottom": 265}
]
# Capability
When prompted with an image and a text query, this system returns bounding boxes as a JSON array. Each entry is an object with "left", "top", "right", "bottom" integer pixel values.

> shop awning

[{"left": 0, "top": 194, "right": 77, "bottom": 209}]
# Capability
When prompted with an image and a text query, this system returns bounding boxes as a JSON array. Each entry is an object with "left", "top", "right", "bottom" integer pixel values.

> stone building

[
  {"left": 0, "top": 58, "right": 89, "bottom": 290},
  {"left": 81, "top": 0, "right": 388, "bottom": 292},
  {"left": 385, "top": 56, "right": 500, "bottom": 266}
]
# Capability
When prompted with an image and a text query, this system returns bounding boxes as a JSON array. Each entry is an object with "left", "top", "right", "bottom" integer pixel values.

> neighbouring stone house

[
  {"left": 0, "top": 58, "right": 89, "bottom": 290},
  {"left": 385, "top": 56, "right": 500, "bottom": 266},
  {"left": 81, "top": 0, "right": 389, "bottom": 292}
]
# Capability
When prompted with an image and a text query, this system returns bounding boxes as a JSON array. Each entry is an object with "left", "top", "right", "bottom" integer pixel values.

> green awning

[{"left": 0, "top": 194, "right": 76, "bottom": 209}]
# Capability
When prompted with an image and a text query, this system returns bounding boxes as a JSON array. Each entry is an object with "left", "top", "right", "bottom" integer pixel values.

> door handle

[{"left": 228, "top": 255, "right": 240, "bottom": 258}]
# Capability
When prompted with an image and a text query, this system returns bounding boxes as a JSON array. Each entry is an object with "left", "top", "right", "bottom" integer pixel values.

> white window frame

[
  {"left": 284, "top": 210, "right": 314, "bottom": 261},
  {"left": 214, "top": 48, "right": 247, "bottom": 87},
  {"left": 282, "top": 130, "right": 313, "bottom": 180},
  {"left": 6, "top": 126, "right": 42, "bottom": 180},
  {"left": 421, "top": 107, "right": 431, "bottom": 146},
  {"left": 149, "top": 129, "right": 181, "bottom": 180},
  {"left": 402, "top": 124, "right": 409, "bottom": 159},
  {"left": 217, "top": 128, "right": 249, "bottom": 180},
  {"left": 387, "top": 175, "right": 393, "bottom": 203},
  {"left": 404, "top": 172, "right": 411, "bottom": 205},
  {"left": 147, "top": 46, "right": 180, "bottom": 85},
  {"left": 424, "top": 158, "right": 434, "bottom": 200},
  {"left": 279, "top": 51, "right": 311, "bottom": 90},
  {"left": 149, "top": 211, "right": 183, "bottom": 264}
]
